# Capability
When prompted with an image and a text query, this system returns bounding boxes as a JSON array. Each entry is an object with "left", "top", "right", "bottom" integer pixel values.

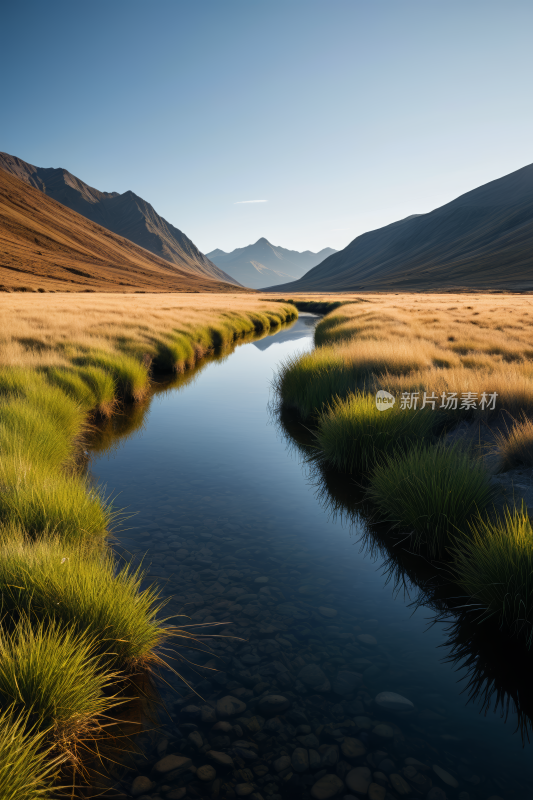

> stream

[{"left": 88, "top": 314, "right": 532, "bottom": 800}]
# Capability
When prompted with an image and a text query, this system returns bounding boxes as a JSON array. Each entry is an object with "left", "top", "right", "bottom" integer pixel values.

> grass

[
  {"left": 0, "top": 706, "right": 65, "bottom": 800},
  {"left": 0, "top": 536, "right": 169, "bottom": 672},
  {"left": 493, "top": 413, "right": 533, "bottom": 470},
  {"left": 314, "top": 391, "right": 435, "bottom": 473},
  {"left": 367, "top": 443, "right": 495, "bottom": 558},
  {"left": 274, "top": 294, "right": 533, "bottom": 419},
  {"left": 452, "top": 506, "right": 533, "bottom": 647},
  {"left": 0, "top": 618, "right": 119, "bottom": 745},
  {"left": 0, "top": 454, "right": 113, "bottom": 542}
]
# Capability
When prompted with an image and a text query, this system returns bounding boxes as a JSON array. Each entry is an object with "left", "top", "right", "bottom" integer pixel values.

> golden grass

[
  {"left": 269, "top": 292, "right": 533, "bottom": 419},
  {"left": 0, "top": 293, "right": 294, "bottom": 370}
]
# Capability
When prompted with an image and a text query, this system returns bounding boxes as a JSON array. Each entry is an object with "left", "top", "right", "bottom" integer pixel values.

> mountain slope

[
  {"left": 264, "top": 164, "right": 533, "bottom": 292},
  {"left": 207, "top": 237, "right": 336, "bottom": 289},
  {"left": 0, "top": 152, "right": 241, "bottom": 287},
  {"left": 0, "top": 169, "right": 249, "bottom": 293}
]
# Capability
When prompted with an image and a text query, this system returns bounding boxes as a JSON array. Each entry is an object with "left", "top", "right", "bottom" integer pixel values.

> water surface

[{"left": 89, "top": 315, "right": 532, "bottom": 799}]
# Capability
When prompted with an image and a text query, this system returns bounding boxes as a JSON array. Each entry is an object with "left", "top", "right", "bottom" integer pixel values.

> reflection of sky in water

[
  {"left": 252, "top": 313, "right": 318, "bottom": 350},
  {"left": 88, "top": 319, "right": 532, "bottom": 792}
]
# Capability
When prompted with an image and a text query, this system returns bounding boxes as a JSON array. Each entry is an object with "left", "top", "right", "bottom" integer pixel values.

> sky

[{"left": 2, "top": 0, "right": 533, "bottom": 255}]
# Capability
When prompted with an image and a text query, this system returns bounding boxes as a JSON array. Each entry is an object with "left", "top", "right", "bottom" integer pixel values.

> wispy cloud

[{"left": 234, "top": 199, "right": 268, "bottom": 204}]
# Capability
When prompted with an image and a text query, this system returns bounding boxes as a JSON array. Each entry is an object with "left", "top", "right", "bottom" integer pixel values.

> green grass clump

[
  {"left": 0, "top": 537, "right": 168, "bottom": 671},
  {"left": 274, "top": 347, "right": 360, "bottom": 418},
  {"left": 0, "top": 707, "right": 64, "bottom": 800},
  {"left": 367, "top": 443, "right": 495, "bottom": 557},
  {"left": 44, "top": 366, "right": 116, "bottom": 417},
  {"left": 0, "top": 618, "right": 118, "bottom": 738},
  {"left": 73, "top": 351, "right": 149, "bottom": 402},
  {"left": 452, "top": 506, "right": 533, "bottom": 647},
  {"left": 315, "top": 391, "right": 435, "bottom": 473},
  {"left": 0, "top": 454, "right": 112, "bottom": 541}
]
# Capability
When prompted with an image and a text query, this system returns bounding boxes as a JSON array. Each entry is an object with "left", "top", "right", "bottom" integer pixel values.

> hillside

[
  {"left": 0, "top": 169, "right": 250, "bottom": 293},
  {"left": 206, "top": 237, "right": 336, "bottom": 289},
  {"left": 264, "top": 164, "right": 533, "bottom": 292},
  {"left": 0, "top": 152, "right": 240, "bottom": 287}
]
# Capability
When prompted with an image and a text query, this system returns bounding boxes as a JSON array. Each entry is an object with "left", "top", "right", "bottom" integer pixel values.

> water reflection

[{"left": 277, "top": 404, "right": 533, "bottom": 745}]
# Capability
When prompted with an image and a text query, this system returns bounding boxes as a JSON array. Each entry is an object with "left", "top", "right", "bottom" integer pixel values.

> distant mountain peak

[{"left": 206, "top": 239, "right": 337, "bottom": 289}]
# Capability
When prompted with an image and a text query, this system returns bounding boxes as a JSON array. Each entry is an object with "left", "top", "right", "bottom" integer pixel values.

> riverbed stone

[
  {"left": 258, "top": 694, "right": 291, "bottom": 716},
  {"left": 235, "top": 784, "right": 255, "bottom": 796},
  {"left": 368, "top": 784, "right": 386, "bottom": 800},
  {"left": 274, "top": 755, "right": 291, "bottom": 773},
  {"left": 298, "top": 663, "right": 331, "bottom": 692},
  {"left": 311, "top": 773, "right": 344, "bottom": 799},
  {"left": 153, "top": 755, "right": 191, "bottom": 775},
  {"left": 197, "top": 764, "right": 217, "bottom": 781},
  {"left": 345, "top": 766, "right": 372, "bottom": 795},
  {"left": 372, "top": 724, "right": 394, "bottom": 739},
  {"left": 319, "top": 606, "right": 338, "bottom": 618},
  {"left": 426, "top": 789, "right": 447, "bottom": 800},
  {"left": 357, "top": 634, "right": 377, "bottom": 646},
  {"left": 309, "top": 749, "right": 322, "bottom": 770},
  {"left": 216, "top": 695, "right": 247, "bottom": 718},
  {"left": 292, "top": 747, "right": 309, "bottom": 773},
  {"left": 166, "top": 790, "right": 186, "bottom": 800},
  {"left": 333, "top": 671, "right": 362, "bottom": 696},
  {"left": 375, "top": 692, "right": 414, "bottom": 712},
  {"left": 131, "top": 776, "right": 154, "bottom": 797},
  {"left": 389, "top": 774, "right": 411, "bottom": 795},
  {"left": 340, "top": 737, "right": 366, "bottom": 760},
  {"left": 432, "top": 765, "right": 458, "bottom": 788},
  {"left": 208, "top": 750, "right": 234, "bottom": 768}
]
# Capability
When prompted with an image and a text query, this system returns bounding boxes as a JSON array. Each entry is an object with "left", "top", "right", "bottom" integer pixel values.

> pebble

[
  {"left": 131, "top": 776, "right": 154, "bottom": 797},
  {"left": 354, "top": 716, "right": 373, "bottom": 730},
  {"left": 340, "top": 737, "right": 366, "bottom": 760},
  {"left": 311, "top": 773, "right": 345, "bottom": 799},
  {"left": 357, "top": 634, "right": 377, "bottom": 646},
  {"left": 216, "top": 695, "right": 247, "bottom": 718},
  {"left": 345, "top": 767, "right": 372, "bottom": 795},
  {"left": 152, "top": 755, "right": 191, "bottom": 775},
  {"left": 235, "top": 784, "right": 255, "bottom": 796},
  {"left": 389, "top": 773, "right": 411, "bottom": 795},
  {"left": 166, "top": 790, "right": 186, "bottom": 800},
  {"left": 319, "top": 606, "right": 338, "bottom": 618},
  {"left": 257, "top": 694, "right": 291, "bottom": 716},
  {"left": 292, "top": 747, "right": 309, "bottom": 773},
  {"left": 375, "top": 692, "right": 414, "bottom": 712},
  {"left": 372, "top": 724, "right": 394, "bottom": 739},
  {"left": 273, "top": 755, "right": 291, "bottom": 773},
  {"left": 427, "top": 789, "right": 447, "bottom": 800},
  {"left": 368, "top": 784, "right": 386, "bottom": 800},
  {"left": 208, "top": 750, "right": 234, "bottom": 768},
  {"left": 333, "top": 671, "right": 362, "bottom": 696},
  {"left": 433, "top": 764, "right": 459, "bottom": 788},
  {"left": 298, "top": 663, "right": 331, "bottom": 692},
  {"left": 197, "top": 764, "right": 216, "bottom": 781}
]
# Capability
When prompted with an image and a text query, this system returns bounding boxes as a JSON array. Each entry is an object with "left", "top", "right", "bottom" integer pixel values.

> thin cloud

[{"left": 234, "top": 199, "right": 268, "bottom": 204}]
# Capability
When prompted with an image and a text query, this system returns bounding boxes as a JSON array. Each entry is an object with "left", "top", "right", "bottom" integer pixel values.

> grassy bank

[
  {"left": 274, "top": 293, "right": 533, "bottom": 646},
  {"left": 0, "top": 293, "right": 297, "bottom": 797}
]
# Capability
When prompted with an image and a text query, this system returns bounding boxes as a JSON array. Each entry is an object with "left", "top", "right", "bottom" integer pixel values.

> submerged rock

[{"left": 375, "top": 691, "right": 414, "bottom": 712}]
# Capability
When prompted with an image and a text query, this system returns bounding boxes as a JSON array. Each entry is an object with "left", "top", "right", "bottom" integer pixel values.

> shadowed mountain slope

[
  {"left": 264, "top": 164, "right": 533, "bottom": 292},
  {"left": 207, "top": 237, "right": 336, "bottom": 288},
  {"left": 0, "top": 169, "right": 250, "bottom": 293},
  {"left": 0, "top": 152, "right": 240, "bottom": 287}
]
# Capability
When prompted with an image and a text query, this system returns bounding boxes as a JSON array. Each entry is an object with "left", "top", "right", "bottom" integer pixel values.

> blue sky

[{"left": 2, "top": 1, "right": 532, "bottom": 254}]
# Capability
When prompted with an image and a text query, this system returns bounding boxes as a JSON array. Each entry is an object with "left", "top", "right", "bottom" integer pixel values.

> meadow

[
  {"left": 0, "top": 292, "right": 296, "bottom": 797},
  {"left": 273, "top": 292, "right": 533, "bottom": 648}
]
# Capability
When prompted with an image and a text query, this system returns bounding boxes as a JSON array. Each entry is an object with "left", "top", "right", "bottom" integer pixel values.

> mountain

[
  {"left": 206, "top": 238, "right": 337, "bottom": 289},
  {"left": 263, "top": 164, "right": 533, "bottom": 292},
  {"left": 0, "top": 152, "right": 241, "bottom": 287},
  {"left": 0, "top": 169, "right": 250, "bottom": 293}
]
